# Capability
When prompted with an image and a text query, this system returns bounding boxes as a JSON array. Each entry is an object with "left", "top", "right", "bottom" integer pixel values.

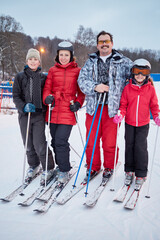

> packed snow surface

[{"left": 0, "top": 82, "right": 160, "bottom": 240}]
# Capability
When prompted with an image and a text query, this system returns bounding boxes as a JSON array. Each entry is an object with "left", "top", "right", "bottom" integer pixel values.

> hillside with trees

[{"left": 0, "top": 15, "right": 160, "bottom": 80}]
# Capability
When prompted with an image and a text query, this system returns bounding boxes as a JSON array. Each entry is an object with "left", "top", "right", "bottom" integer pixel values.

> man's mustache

[{"left": 101, "top": 45, "right": 109, "bottom": 49}]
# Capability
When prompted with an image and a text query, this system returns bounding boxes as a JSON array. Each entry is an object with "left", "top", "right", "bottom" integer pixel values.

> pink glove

[
  {"left": 154, "top": 116, "right": 160, "bottom": 126},
  {"left": 113, "top": 114, "right": 123, "bottom": 124}
]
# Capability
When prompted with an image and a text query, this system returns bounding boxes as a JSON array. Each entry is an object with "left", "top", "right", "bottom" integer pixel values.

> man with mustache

[{"left": 78, "top": 31, "right": 132, "bottom": 181}]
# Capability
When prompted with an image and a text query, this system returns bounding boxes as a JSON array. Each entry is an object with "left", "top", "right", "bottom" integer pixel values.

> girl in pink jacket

[{"left": 114, "top": 59, "right": 160, "bottom": 189}]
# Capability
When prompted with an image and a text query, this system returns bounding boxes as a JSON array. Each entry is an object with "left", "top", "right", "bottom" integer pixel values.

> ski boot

[
  {"left": 124, "top": 172, "right": 134, "bottom": 186},
  {"left": 135, "top": 177, "right": 146, "bottom": 191},
  {"left": 40, "top": 169, "right": 55, "bottom": 186},
  {"left": 103, "top": 168, "right": 113, "bottom": 179},
  {"left": 25, "top": 165, "right": 40, "bottom": 182},
  {"left": 58, "top": 171, "right": 70, "bottom": 184},
  {"left": 84, "top": 169, "right": 98, "bottom": 182}
]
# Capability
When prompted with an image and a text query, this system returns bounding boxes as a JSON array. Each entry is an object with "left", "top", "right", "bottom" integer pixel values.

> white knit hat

[{"left": 26, "top": 48, "right": 41, "bottom": 62}]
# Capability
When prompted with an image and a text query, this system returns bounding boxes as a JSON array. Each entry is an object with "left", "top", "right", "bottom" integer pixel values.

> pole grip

[{"left": 117, "top": 110, "right": 121, "bottom": 116}]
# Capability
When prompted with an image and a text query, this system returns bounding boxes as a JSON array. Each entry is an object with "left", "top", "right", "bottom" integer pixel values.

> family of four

[{"left": 13, "top": 30, "right": 160, "bottom": 189}]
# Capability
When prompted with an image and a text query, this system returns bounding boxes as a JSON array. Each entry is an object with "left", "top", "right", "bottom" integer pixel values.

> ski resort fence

[{"left": 0, "top": 74, "right": 160, "bottom": 114}]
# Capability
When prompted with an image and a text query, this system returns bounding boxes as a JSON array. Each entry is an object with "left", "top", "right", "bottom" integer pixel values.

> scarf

[{"left": 25, "top": 67, "right": 42, "bottom": 110}]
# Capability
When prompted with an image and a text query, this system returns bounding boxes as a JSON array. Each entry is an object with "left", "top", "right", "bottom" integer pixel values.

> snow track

[{"left": 0, "top": 83, "right": 160, "bottom": 240}]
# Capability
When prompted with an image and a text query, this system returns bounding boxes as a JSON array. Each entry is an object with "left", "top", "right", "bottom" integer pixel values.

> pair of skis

[
  {"left": 113, "top": 181, "right": 145, "bottom": 210},
  {"left": 83, "top": 177, "right": 112, "bottom": 207},
  {"left": 33, "top": 167, "right": 78, "bottom": 213}
]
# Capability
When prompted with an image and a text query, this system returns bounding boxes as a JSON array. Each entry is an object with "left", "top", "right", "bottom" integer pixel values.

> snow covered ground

[{"left": 0, "top": 82, "right": 160, "bottom": 240}]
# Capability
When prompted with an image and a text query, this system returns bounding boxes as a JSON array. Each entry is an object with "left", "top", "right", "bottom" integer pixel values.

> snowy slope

[{"left": 0, "top": 82, "right": 160, "bottom": 240}]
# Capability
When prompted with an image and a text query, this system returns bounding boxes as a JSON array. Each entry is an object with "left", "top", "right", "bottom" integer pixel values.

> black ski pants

[
  {"left": 18, "top": 112, "right": 54, "bottom": 171},
  {"left": 124, "top": 123, "right": 149, "bottom": 177},
  {"left": 50, "top": 123, "right": 73, "bottom": 172}
]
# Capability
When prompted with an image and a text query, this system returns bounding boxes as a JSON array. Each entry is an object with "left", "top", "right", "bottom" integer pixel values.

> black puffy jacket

[{"left": 13, "top": 67, "right": 47, "bottom": 115}]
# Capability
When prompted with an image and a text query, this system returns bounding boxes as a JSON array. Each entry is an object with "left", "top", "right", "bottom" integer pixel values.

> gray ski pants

[{"left": 18, "top": 112, "right": 54, "bottom": 171}]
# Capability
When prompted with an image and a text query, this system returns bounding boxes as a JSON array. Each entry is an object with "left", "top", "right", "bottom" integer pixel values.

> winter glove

[
  {"left": 23, "top": 103, "right": 36, "bottom": 113},
  {"left": 113, "top": 114, "right": 123, "bottom": 124},
  {"left": 70, "top": 101, "right": 81, "bottom": 112},
  {"left": 45, "top": 95, "right": 55, "bottom": 107},
  {"left": 154, "top": 116, "right": 160, "bottom": 126}
]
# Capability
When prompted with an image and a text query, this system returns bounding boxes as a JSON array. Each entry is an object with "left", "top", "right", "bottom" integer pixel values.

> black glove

[
  {"left": 45, "top": 95, "right": 55, "bottom": 107},
  {"left": 70, "top": 101, "right": 81, "bottom": 112}
]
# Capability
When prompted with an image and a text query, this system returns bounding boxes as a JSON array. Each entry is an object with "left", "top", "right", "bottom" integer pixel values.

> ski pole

[
  {"left": 85, "top": 92, "right": 106, "bottom": 196},
  {"left": 22, "top": 112, "right": 31, "bottom": 185},
  {"left": 110, "top": 111, "right": 121, "bottom": 191},
  {"left": 73, "top": 93, "right": 102, "bottom": 188},
  {"left": 70, "top": 145, "right": 81, "bottom": 159},
  {"left": 145, "top": 123, "right": 159, "bottom": 198},
  {"left": 70, "top": 100, "right": 85, "bottom": 149},
  {"left": 44, "top": 104, "right": 52, "bottom": 188}
]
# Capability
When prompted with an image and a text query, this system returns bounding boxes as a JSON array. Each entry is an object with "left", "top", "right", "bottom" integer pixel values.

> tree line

[{"left": 0, "top": 14, "right": 160, "bottom": 80}]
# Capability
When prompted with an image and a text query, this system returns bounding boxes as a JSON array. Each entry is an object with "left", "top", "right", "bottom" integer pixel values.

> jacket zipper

[
  {"left": 136, "top": 95, "right": 140, "bottom": 126},
  {"left": 56, "top": 68, "right": 66, "bottom": 123}
]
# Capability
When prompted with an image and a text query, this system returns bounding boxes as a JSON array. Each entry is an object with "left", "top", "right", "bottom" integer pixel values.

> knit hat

[
  {"left": 26, "top": 48, "right": 41, "bottom": 62},
  {"left": 57, "top": 41, "right": 74, "bottom": 54}
]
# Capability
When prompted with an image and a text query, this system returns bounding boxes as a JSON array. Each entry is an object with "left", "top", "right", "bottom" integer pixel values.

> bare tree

[
  {"left": 119, "top": 48, "right": 160, "bottom": 73},
  {"left": 75, "top": 25, "right": 96, "bottom": 47},
  {"left": 0, "top": 14, "right": 34, "bottom": 79},
  {"left": 74, "top": 25, "right": 97, "bottom": 67}
]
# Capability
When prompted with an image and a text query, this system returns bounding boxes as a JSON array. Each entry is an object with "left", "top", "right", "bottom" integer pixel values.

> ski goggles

[
  {"left": 132, "top": 67, "right": 150, "bottom": 76},
  {"left": 98, "top": 40, "right": 111, "bottom": 45}
]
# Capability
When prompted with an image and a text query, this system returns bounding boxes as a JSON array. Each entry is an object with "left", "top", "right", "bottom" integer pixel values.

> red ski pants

[{"left": 85, "top": 105, "right": 119, "bottom": 171}]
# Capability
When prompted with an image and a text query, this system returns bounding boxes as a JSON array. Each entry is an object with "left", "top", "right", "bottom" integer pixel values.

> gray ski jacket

[{"left": 78, "top": 50, "right": 133, "bottom": 117}]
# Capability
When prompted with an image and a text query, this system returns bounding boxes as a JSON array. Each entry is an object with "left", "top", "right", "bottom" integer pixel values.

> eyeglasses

[
  {"left": 98, "top": 40, "right": 111, "bottom": 45},
  {"left": 132, "top": 67, "right": 150, "bottom": 76}
]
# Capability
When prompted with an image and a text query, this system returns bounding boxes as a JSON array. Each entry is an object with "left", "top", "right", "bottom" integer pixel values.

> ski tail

[
  {"left": 0, "top": 169, "right": 42, "bottom": 202},
  {"left": 84, "top": 162, "right": 121, "bottom": 207},
  {"left": 124, "top": 183, "right": 144, "bottom": 210},
  {"left": 113, "top": 184, "right": 131, "bottom": 203}
]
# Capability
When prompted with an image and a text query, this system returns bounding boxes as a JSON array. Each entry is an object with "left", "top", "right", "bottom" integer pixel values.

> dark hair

[
  {"left": 96, "top": 31, "right": 113, "bottom": 44},
  {"left": 55, "top": 51, "right": 74, "bottom": 64},
  {"left": 148, "top": 76, "right": 154, "bottom": 86}
]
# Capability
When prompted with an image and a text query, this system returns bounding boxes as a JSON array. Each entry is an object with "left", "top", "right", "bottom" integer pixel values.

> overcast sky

[{"left": 1, "top": 0, "right": 160, "bottom": 51}]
